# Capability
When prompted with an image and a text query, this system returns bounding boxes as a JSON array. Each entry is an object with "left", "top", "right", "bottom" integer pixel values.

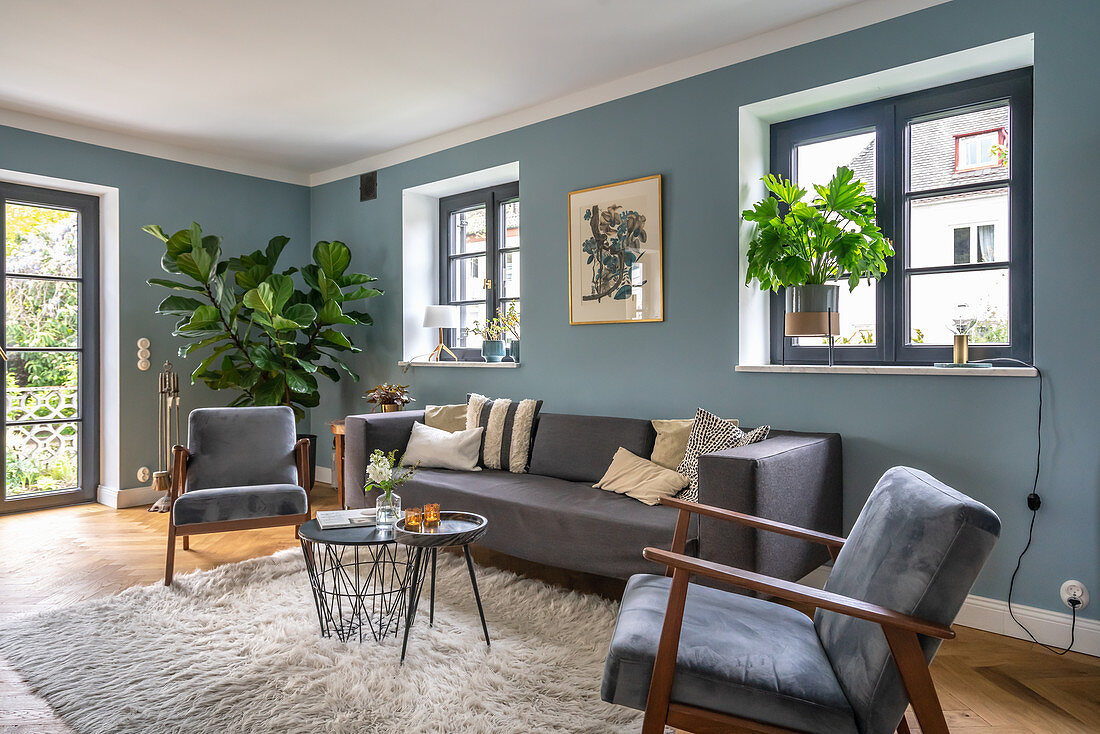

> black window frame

[
  {"left": 438, "top": 182, "right": 519, "bottom": 360},
  {"left": 769, "top": 68, "right": 1033, "bottom": 365}
]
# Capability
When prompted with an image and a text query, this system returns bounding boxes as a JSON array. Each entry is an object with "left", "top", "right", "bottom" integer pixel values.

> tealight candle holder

[
  {"left": 404, "top": 507, "right": 422, "bottom": 531},
  {"left": 423, "top": 503, "right": 440, "bottom": 528}
]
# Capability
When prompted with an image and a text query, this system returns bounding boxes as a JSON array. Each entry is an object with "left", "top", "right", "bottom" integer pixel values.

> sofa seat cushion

[
  {"left": 602, "top": 574, "right": 858, "bottom": 734},
  {"left": 390, "top": 469, "right": 691, "bottom": 579},
  {"left": 173, "top": 483, "right": 307, "bottom": 525}
]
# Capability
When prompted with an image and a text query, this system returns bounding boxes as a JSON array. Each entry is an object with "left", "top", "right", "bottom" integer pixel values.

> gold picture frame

[{"left": 567, "top": 174, "right": 663, "bottom": 324}]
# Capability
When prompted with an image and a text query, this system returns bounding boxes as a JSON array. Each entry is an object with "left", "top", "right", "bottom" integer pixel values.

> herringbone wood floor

[{"left": 0, "top": 485, "right": 1097, "bottom": 733}]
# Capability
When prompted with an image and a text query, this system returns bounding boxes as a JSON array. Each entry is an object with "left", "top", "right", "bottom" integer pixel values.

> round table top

[
  {"left": 298, "top": 518, "right": 398, "bottom": 546},
  {"left": 395, "top": 511, "right": 489, "bottom": 548}
]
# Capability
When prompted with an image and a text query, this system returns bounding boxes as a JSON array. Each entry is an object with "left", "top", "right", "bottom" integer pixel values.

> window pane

[
  {"left": 449, "top": 206, "right": 486, "bottom": 255},
  {"left": 454, "top": 303, "right": 486, "bottom": 349},
  {"left": 500, "top": 299, "right": 520, "bottom": 340},
  {"left": 794, "top": 280, "right": 877, "bottom": 346},
  {"left": 5, "top": 203, "right": 79, "bottom": 277},
  {"left": 6, "top": 278, "right": 79, "bottom": 348},
  {"left": 909, "top": 189, "right": 1008, "bottom": 268},
  {"left": 449, "top": 255, "right": 486, "bottom": 302},
  {"left": 795, "top": 131, "right": 876, "bottom": 196},
  {"left": 909, "top": 105, "right": 1008, "bottom": 191},
  {"left": 6, "top": 351, "right": 79, "bottom": 414},
  {"left": 909, "top": 269, "right": 1009, "bottom": 345},
  {"left": 5, "top": 422, "right": 79, "bottom": 495},
  {"left": 500, "top": 250, "right": 520, "bottom": 299},
  {"left": 502, "top": 200, "right": 519, "bottom": 249}
]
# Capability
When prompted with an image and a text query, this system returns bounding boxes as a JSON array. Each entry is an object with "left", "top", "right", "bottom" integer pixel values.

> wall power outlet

[{"left": 1060, "top": 580, "right": 1089, "bottom": 611}]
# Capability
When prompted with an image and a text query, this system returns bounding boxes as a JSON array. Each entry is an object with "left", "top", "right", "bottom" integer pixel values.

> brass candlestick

[{"left": 953, "top": 334, "right": 969, "bottom": 365}]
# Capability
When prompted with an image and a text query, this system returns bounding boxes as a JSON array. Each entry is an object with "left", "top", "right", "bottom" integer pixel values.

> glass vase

[{"left": 376, "top": 491, "right": 401, "bottom": 528}]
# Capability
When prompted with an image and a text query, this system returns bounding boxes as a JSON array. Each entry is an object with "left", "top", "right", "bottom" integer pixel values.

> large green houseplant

[
  {"left": 742, "top": 166, "right": 892, "bottom": 334},
  {"left": 144, "top": 223, "right": 381, "bottom": 421}
]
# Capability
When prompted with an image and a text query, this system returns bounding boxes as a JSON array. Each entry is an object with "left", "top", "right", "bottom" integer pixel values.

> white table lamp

[{"left": 423, "top": 305, "right": 460, "bottom": 361}]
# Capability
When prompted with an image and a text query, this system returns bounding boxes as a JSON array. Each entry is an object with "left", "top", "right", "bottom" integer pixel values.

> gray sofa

[{"left": 344, "top": 410, "right": 842, "bottom": 582}]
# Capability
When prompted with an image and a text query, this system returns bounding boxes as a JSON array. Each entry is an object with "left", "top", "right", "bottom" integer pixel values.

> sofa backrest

[{"left": 528, "top": 413, "right": 655, "bottom": 483}]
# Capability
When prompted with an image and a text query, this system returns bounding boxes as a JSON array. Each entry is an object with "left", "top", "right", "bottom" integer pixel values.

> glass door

[{"left": 0, "top": 183, "right": 98, "bottom": 513}]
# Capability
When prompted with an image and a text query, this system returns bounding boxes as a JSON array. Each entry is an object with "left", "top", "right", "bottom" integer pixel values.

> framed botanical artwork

[{"left": 567, "top": 174, "right": 663, "bottom": 324}]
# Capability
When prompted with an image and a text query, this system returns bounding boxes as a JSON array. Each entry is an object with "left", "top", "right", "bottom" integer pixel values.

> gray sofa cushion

[
  {"left": 186, "top": 406, "right": 298, "bottom": 491},
  {"left": 816, "top": 466, "right": 1001, "bottom": 734},
  {"left": 172, "top": 483, "right": 307, "bottom": 525},
  {"left": 375, "top": 468, "right": 691, "bottom": 579},
  {"left": 602, "top": 574, "right": 857, "bottom": 734},
  {"left": 528, "top": 413, "right": 655, "bottom": 483}
]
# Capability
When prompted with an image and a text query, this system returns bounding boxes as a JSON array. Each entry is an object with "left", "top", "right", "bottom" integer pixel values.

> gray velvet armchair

[
  {"left": 601, "top": 466, "right": 1001, "bottom": 734},
  {"left": 164, "top": 406, "right": 312, "bottom": 585}
]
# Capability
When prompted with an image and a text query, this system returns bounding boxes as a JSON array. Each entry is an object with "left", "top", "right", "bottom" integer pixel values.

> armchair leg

[
  {"left": 165, "top": 524, "right": 176, "bottom": 586},
  {"left": 182, "top": 536, "right": 190, "bottom": 551},
  {"left": 897, "top": 715, "right": 912, "bottom": 734},
  {"left": 883, "top": 626, "right": 949, "bottom": 734}
]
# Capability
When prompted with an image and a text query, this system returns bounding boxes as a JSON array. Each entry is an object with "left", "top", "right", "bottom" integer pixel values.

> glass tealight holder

[
  {"left": 404, "top": 507, "right": 422, "bottom": 531},
  {"left": 423, "top": 503, "right": 440, "bottom": 528}
]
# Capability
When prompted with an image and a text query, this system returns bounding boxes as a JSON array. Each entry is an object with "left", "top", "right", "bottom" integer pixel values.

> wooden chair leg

[
  {"left": 897, "top": 714, "right": 913, "bottom": 734},
  {"left": 182, "top": 535, "right": 190, "bottom": 551},
  {"left": 883, "top": 626, "right": 949, "bottom": 734},
  {"left": 165, "top": 524, "right": 177, "bottom": 586}
]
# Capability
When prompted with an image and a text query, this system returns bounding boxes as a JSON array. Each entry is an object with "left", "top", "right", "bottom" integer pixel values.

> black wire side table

[
  {"left": 395, "top": 511, "right": 490, "bottom": 662},
  {"left": 298, "top": 519, "right": 413, "bottom": 643}
]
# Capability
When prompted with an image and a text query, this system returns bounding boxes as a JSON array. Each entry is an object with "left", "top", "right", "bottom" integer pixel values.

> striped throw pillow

[{"left": 466, "top": 393, "right": 543, "bottom": 473}]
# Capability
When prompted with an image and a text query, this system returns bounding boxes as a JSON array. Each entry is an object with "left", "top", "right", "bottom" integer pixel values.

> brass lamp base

[{"left": 427, "top": 328, "right": 458, "bottom": 362}]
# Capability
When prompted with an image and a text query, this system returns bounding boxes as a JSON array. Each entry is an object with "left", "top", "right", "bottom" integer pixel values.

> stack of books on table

[{"left": 316, "top": 508, "right": 378, "bottom": 530}]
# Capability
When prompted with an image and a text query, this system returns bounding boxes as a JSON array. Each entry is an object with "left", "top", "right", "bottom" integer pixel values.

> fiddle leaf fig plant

[
  {"left": 144, "top": 223, "right": 382, "bottom": 419},
  {"left": 742, "top": 166, "right": 893, "bottom": 292}
]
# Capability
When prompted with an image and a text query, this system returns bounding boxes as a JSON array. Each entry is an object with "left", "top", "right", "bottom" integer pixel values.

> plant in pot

[
  {"left": 144, "top": 223, "right": 382, "bottom": 482},
  {"left": 364, "top": 382, "right": 413, "bottom": 412},
  {"left": 500, "top": 303, "right": 521, "bottom": 362},
  {"left": 742, "top": 166, "right": 893, "bottom": 355},
  {"left": 465, "top": 315, "right": 508, "bottom": 362}
]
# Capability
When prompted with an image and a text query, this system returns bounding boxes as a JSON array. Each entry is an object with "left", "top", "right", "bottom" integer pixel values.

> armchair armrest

[
  {"left": 643, "top": 547, "right": 954, "bottom": 639},
  {"left": 658, "top": 496, "right": 846, "bottom": 557},
  {"left": 168, "top": 445, "right": 190, "bottom": 503}
]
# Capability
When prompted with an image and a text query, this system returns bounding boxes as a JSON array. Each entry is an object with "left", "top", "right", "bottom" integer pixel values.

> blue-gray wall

[
  {"left": 310, "top": 0, "right": 1100, "bottom": 620},
  {"left": 0, "top": 125, "right": 312, "bottom": 486}
]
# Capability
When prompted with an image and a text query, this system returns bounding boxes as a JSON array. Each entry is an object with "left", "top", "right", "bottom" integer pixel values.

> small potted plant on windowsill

[
  {"left": 364, "top": 383, "right": 414, "bottom": 412},
  {"left": 742, "top": 166, "right": 893, "bottom": 339},
  {"left": 500, "top": 304, "right": 521, "bottom": 362},
  {"left": 465, "top": 316, "right": 508, "bottom": 362}
]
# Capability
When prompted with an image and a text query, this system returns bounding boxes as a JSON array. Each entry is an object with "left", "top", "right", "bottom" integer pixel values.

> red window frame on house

[{"left": 954, "top": 127, "right": 1007, "bottom": 172}]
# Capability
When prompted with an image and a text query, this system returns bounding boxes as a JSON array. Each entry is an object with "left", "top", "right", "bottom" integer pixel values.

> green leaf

[
  {"left": 142, "top": 224, "right": 169, "bottom": 243},
  {"left": 344, "top": 310, "right": 374, "bottom": 326},
  {"left": 319, "top": 328, "right": 353, "bottom": 349},
  {"left": 156, "top": 295, "right": 205, "bottom": 316},
  {"left": 250, "top": 344, "right": 281, "bottom": 371},
  {"left": 314, "top": 240, "right": 351, "bottom": 278},
  {"left": 318, "top": 300, "right": 355, "bottom": 325},
  {"left": 252, "top": 375, "right": 287, "bottom": 406},
  {"left": 337, "top": 272, "right": 378, "bottom": 287},
  {"left": 317, "top": 272, "right": 343, "bottom": 303},
  {"left": 234, "top": 265, "right": 269, "bottom": 291},
  {"left": 166, "top": 230, "right": 194, "bottom": 259},
  {"left": 284, "top": 369, "right": 312, "bottom": 394},
  {"left": 342, "top": 286, "right": 383, "bottom": 302},
  {"left": 177, "top": 247, "right": 214, "bottom": 282},
  {"left": 282, "top": 303, "right": 317, "bottom": 327},
  {"left": 148, "top": 277, "right": 205, "bottom": 293},
  {"left": 265, "top": 236, "right": 290, "bottom": 264}
]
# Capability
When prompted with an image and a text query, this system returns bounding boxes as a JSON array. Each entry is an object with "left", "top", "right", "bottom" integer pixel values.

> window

[
  {"left": 769, "top": 69, "right": 1032, "bottom": 364},
  {"left": 439, "top": 183, "right": 519, "bottom": 359}
]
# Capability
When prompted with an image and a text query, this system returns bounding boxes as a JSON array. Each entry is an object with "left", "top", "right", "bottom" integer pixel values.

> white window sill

[
  {"left": 399, "top": 360, "right": 520, "bottom": 369},
  {"left": 735, "top": 364, "right": 1037, "bottom": 377}
]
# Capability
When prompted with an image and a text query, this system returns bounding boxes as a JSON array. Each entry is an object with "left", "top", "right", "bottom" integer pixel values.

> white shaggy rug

[{"left": 0, "top": 549, "right": 644, "bottom": 734}]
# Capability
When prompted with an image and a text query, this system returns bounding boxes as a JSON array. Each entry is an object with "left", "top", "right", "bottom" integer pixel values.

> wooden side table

[{"left": 330, "top": 419, "right": 346, "bottom": 508}]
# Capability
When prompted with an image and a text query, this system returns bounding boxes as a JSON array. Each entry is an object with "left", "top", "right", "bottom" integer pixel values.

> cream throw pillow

[
  {"left": 651, "top": 417, "right": 737, "bottom": 470},
  {"left": 401, "top": 421, "right": 483, "bottom": 471},
  {"left": 594, "top": 447, "right": 689, "bottom": 506},
  {"left": 425, "top": 404, "right": 468, "bottom": 433}
]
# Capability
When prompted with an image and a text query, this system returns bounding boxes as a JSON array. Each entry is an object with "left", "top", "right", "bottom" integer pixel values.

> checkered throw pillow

[{"left": 675, "top": 407, "right": 770, "bottom": 502}]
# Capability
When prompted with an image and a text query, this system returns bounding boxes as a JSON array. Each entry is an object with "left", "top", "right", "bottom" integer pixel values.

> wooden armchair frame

[
  {"left": 640, "top": 496, "right": 952, "bottom": 734},
  {"left": 164, "top": 438, "right": 312, "bottom": 585}
]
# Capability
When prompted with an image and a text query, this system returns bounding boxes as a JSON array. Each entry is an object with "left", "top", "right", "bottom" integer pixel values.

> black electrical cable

[{"left": 970, "top": 357, "right": 1077, "bottom": 655}]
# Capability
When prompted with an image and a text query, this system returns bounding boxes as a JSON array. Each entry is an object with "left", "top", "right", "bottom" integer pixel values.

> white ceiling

[{"left": 0, "top": 0, "right": 943, "bottom": 183}]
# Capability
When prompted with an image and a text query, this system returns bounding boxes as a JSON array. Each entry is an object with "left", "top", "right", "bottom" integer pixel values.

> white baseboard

[
  {"left": 315, "top": 465, "right": 333, "bottom": 485},
  {"left": 799, "top": 565, "right": 1099, "bottom": 657},
  {"left": 97, "top": 484, "right": 163, "bottom": 509}
]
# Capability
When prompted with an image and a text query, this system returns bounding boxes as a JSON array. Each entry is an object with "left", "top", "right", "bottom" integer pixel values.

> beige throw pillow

[
  {"left": 401, "top": 421, "right": 483, "bottom": 471},
  {"left": 425, "top": 404, "right": 468, "bottom": 433},
  {"left": 651, "top": 417, "right": 737, "bottom": 470},
  {"left": 594, "top": 447, "right": 689, "bottom": 506}
]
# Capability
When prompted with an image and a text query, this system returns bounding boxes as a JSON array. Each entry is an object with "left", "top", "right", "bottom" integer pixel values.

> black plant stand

[{"left": 395, "top": 512, "right": 490, "bottom": 662}]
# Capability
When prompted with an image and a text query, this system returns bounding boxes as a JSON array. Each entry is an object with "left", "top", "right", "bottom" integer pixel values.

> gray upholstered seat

[
  {"left": 602, "top": 466, "right": 1001, "bottom": 734},
  {"left": 602, "top": 574, "right": 858, "bottom": 733},
  {"left": 172, "top": 483, "right": 307, "bottom": 525}
]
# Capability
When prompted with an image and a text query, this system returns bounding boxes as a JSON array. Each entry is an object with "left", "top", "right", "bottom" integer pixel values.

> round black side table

[
  {"left": 394, "top": 511, "right": 490, "bottom": 662},
  {"left": 298, "top": 519, "right": 413, "bottom": 643}
]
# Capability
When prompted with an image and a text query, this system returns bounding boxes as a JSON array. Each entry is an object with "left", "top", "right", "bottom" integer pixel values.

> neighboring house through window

[
  {"left": 769, "top": 69, "right": 1032, "bottom": 364},
  {"left": 439, "top": 182, "right": 519, "bottom": 359}
]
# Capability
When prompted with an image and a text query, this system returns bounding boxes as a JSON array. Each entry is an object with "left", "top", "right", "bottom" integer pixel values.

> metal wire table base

[{"left": 300, "top": 539, "right": 413, "bottom": 643}]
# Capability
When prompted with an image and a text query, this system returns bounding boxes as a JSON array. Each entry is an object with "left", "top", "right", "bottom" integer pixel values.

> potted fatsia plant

[
  {"left": 144, "top": 223, "right": 382, "bottom": 479},
  {"left": 742, "top": 166, "right": 893, "bottom": 338}
]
